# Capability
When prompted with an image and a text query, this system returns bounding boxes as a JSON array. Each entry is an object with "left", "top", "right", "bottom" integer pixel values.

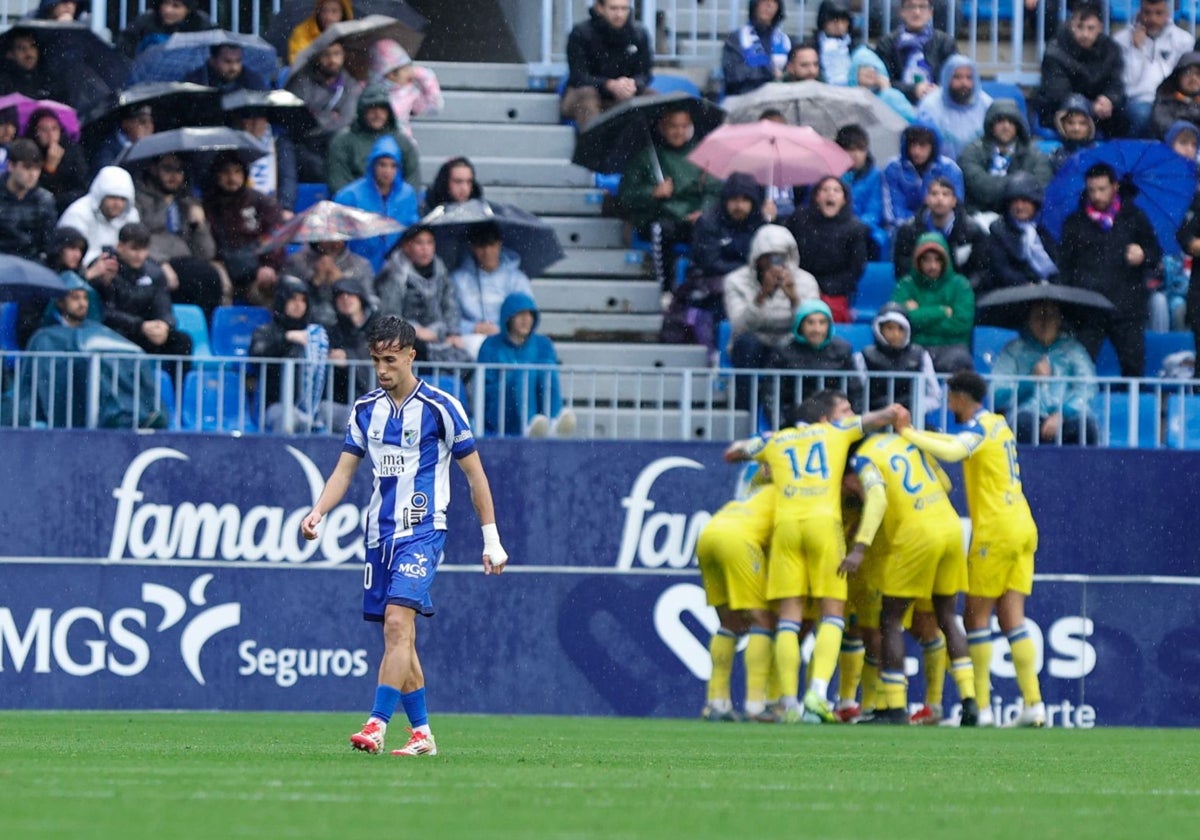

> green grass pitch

[{"left": 1, "top": 712, "right": 1197, "bottom": 839}]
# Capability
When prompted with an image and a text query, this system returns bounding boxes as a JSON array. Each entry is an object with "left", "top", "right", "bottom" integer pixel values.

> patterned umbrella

[
  {"left": 0, "top": 93, "right": 79, "bottom": 141},
  {"left": 257, "top": 201, "right": 407, "bottom": 252},
  {"left": 288, "top": 15, "right": 426, "bottom": 81},
  {"left": 127, "top": 30, "right": 278, "bottom": 86},
  {"left": 686, "top": 121, "right": 853, "bottom": 188}
]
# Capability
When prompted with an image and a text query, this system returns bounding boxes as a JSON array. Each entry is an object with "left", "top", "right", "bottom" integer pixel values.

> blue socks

[
  {"left": 370, "top": 684, "right": 402, "bottom": 723},
  {"left": 401, "top": 687, "right": 429, "bottom": 728}
]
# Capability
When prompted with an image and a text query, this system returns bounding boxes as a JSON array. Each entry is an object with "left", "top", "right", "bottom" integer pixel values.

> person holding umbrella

[
  {"left": 450, "top": 221, "right": 535, "bottom": 359},
  {"left": 1057, "top": 161, "right": 1161, "bottom": 378},
  {"left": 991, "top": 299, "right": 1100, "bottom": 446},
  {"left": 287, "top": 0, "right": 353, "bottom": 64},
  {"left": 284, "top": 37, "right": 363, "bottom": 183},
  {"left": 23, "top": 105, "right": 87, "bottom": 215},
  {"left": 183, "top": 41, "right": 271, "bottom": 93},
  {"left": 422, "top": 156, "right": 482, "bottom": 215},
  {"left": 202, "top": 150, "right": 285, "bottom": 307},
  {"left": 90, "top": 103, "right": 158, "bottom": 176},
  {"left": 0, "top": 28, "right": 71, "bottom": 106},
  {"left": 117, "top": 0, "right": 215, "bottom": 60},
  {"left": 616, "top": 105, "right": 723, "bottom": 292}
]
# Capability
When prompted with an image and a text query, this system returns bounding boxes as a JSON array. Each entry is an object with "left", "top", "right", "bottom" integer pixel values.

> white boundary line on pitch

[{"left": 0, "top": 556, "right": 1199, "bottom": 585}]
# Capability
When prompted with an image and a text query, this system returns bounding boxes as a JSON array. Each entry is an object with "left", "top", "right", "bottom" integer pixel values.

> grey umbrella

[
  {"left": 288, "top": 15, "right": 427, "bottom": 81},
  {"left": 264, "top": 0, "right": 427, "bottom": 61},
  {"left": 114, "top": 127, "right": 268, "bottom": 169},
  {"left": 419, "top": 199, "right": 565, "bottom": 278},
  {"left": 719, "top": 81, "right": 908, "bottom": 163},
  {"left": 0, "top": 254, "right": 68, "bottom": 303},
  {"left": 975, "top": 283, "right": 1115, "bottom": 330}
]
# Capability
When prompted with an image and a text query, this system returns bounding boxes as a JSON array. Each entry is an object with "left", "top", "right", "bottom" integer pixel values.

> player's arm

[
  {"left": 723, "top": 434, "right": 767, "bottom": 463},
  {"left": 301, "top": 452, "right": 362, "bottom": 540},
  {"left": 898, "top": 426, "right": 972, "bottom": 463},
  {"left": 859, "top": 403, "right": 900, "bottom": 433},
  {"left": 933, "top": 460, "right": 953, "bottom": 493},
  {"left": 456, "top": 450, "right": 509, "bottom": 575},
  {"left": 840, "top": 461, "right": 886, "bottom": 576}
]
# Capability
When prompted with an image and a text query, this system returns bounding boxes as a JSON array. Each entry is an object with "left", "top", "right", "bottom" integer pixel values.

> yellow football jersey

[
  {"left": 953, "top": 410, "right": 1036, "bottom": 538},
  {"left": 705, "top": 483, "right": 776, "bottom": 548},
  {"left": 852, "top": 432, "right": 960, "bottom": 544},
  {"left": 744, "top": 418, "right": 865, "bottom": 521}
]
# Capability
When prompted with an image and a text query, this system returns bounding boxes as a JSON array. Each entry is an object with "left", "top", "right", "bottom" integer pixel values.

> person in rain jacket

[
  {"left": 477, "top": 291, "right": 576, "bottom": 438},
  {"left": 1150, "top": 51, "right": 1200, "bottom": 140},
  {"left": 326, "top": 81, "right": 421, "bottom": 194},
  {"left": 786, "top": 174, "right": 871, "bottom": 322},
  {"left": 847, "top": 46, "right": 916, "bottom": 122},
  {"left": 57, "top": 164, "right": 140, "bottom": 266},
  {"left": 770, "top": 297, "right": 864, "bottom": 412},
  {"left": 992, "top": 299, "right": 1099, "bottom": 445},
  {"left": 721, "top": 0, "right": 791, "bottom": 96},
  {"left": 890, "top": 231, "right": 975, "bottom": 372},
  {"left": 853, "top": 301, "right": 940, "bottom": 414},
  {"left": 332, "top": 134, "right": 419, "bottom": 273},
  {"left": 287, "top": 0, "right": 352, "bottom": 65},
  {"left": 914, "top": 54, "right": 993, "bottom": 161},
  {"left": 368, "top": 38, "right": 443, "bottom": 141},
  {"left": 959, "top": 98, "right": 1053, "bottom": 216},
  {"left": 881, "top": 123, "right": 964, "bottom": 229},
  {"left": 449, "top": 221, "right": 535, "bottom": 358}
]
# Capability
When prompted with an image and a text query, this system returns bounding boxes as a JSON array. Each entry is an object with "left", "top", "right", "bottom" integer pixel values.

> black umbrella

[
  {"left": 571, "top": 91, "right": 726, "bottom": 176},
  {"left": 0, "top": 254, "right": 68, "bottom": 303},
  {"left": 264, "top": 0, "right": 427, "bottom": 60},
  {"left": 975, "top": 283, "right": 1116, "bottom": 329},
  {"left": 0, "top": 20, "right": 130, "bottom": 115},
  {"left": 81, "top": 82, "right": 225, "bottom": 150},
  {"left": 114, "top": 127, "right": 268, "bottom": 171},
  {"left": 221, "top": 89, "right": 317, "bottom": 136},
  {"left": 288, "top": 15, "right": 427, "bottom": 81},
  {"left": 420, "top": 199, "right": 565, "bottom": 278}
]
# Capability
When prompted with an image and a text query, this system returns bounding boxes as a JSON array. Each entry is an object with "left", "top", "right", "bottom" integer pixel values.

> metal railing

[{"left": 3, "top": 349, "right": 1197, "bottom": 446}]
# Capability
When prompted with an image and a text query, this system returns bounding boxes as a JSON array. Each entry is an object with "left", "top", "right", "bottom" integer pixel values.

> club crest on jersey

[{"left": 403, "top": 428, "right": 418, "bottom": 446}]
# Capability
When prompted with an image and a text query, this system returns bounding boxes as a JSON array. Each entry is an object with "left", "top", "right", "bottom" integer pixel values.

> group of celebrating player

[{"left": 700, "top": 372, "right": 1046, "bottom": 727}]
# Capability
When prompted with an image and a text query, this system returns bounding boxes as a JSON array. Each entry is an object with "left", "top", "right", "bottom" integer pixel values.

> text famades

[{"left": 108, "top": 447, "right": 364, "bottom": 564}]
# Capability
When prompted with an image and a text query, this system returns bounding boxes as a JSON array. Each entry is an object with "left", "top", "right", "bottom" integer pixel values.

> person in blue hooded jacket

[
  {"left": 332, "top": 134, "right": 418, "bottom": 273},
  {"left": 477, "top": 291, "right": 576, "bottom": 438},
  {"left": 450, "top": 221, "right": 535, "bottom": 358},
  {"left": 881, "top": 123, "right": 964, "bottom": 229},
  {"left": 914, "top": 54, "right": 993, "bottom": 161},
  {"left": 721, "top": 0, "right": 791, "bottom": 96}
]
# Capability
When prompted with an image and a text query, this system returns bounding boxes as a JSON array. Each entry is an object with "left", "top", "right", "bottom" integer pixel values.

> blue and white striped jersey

[{"left": 343, "top": 379, "right": 477, "bottom": 548}]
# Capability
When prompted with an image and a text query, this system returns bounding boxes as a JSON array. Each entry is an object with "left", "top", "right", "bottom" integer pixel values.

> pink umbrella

[
  {"left": 0, "top": 93, "right": 80, "bottom": 141},
  {"left": 686, "top": 121, "right": 852, "bottom": 189},
  {"left": 257, "top": 200, "right": 406, "bottom": 253}
]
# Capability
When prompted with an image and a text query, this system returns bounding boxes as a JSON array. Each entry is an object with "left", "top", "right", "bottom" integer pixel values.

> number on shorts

[{"left": 363, "top": 561, "right": 372, "bottom": 590}]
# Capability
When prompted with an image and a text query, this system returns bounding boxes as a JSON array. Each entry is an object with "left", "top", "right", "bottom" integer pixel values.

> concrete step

[
  {"left": 418, "top": 157, "right": 595, "bottom": 189},
  {"left": 560, "top": 366, "right": 733, "bottom": 408},
  {"left": 556, "top": 341, "right": 709, "bottom": 369},
  {"left": 538, "top": 311, "right": 662, "bottom": 341},
  {"left": 411, "top": 122, "right": 576, "bottom": 159},
  {"left": 545, "top": 248, "right": 647, "bottom": 278},
  {"left": 487, "top": 186, "right": 606, "bottom": 216},
  {"left": 567, "top": 406, "right": 753, "bottom": 441},
  {"left": 532, "top": 279, "right": 660, "bottom": 314},
  {"left": 546, "top": 216, "right": 626, "bottom": 249},
  {"left": 416, "top": 90, "right": 562, "bottom": 125},
  {"left": 422, "top": 61, "right": 530, "bottom": 91}
]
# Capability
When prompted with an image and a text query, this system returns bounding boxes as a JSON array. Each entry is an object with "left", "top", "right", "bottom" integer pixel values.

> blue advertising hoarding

[{"left": 1, "top": 431, "right": 1198, "bottom": 725}]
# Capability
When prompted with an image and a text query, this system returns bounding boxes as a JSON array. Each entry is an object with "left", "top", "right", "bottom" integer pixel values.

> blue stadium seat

[
  {"left": 1166, "top": 393, "right": 1200, "bottom": 449},
  {"left": 852, "top": 262, "right": 896, "bottom": 323},
  {"left": 1103, "top": 392, "right": 1162, "bottom": 448},
  {"left": 1095, "top": 340, "right": 1121, "bottom": 377},
  {"left": 972, "top": 326, "right": 1019, "bottom": 374},
  {"left": 836, "top": 322, "right": 875, "bottom": 353},
  {"left": 210, "top": 306, "right": 272, "bottom": 358},
  {"left": 294, "top": 182, "right": 329, "bottom": 213},
  {"left": 172, "top": 303, "right": 212, "bottom": 358},
  {"left": 181, "top": 368, "right": 257, "bottom": 433},
  {"left": 158, "top": 369, "right": 177, "bottom": 430},
  {"left": 980, "top": 79, "right": 1027, "bottom": 122},
  {"left": 0, "top": 303, "right": 17, "bottom": 372},
  {"left": 1144, "top": 331, "right": 1195, "bottom": 378},
  {"left": 717, "top": 319, "right": 733, "bottom": 368},
  {"left": 649, "top": 74, "right": 702, "bottom": 98}
]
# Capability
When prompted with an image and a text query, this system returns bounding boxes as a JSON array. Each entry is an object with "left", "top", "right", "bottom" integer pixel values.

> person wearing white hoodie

[
  {"left": 1112, "top": 0, "right": 1197, "bottom": 138},
  {"left": 57, "top": 165, "right": 140, "bottom": 267}
]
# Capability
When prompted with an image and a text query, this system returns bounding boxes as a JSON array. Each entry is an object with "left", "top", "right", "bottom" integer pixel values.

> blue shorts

[{"left": 363, "top": 531, "right": 445, "bottom": 621}]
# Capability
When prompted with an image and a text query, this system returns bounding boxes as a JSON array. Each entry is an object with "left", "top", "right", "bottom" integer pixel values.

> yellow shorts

[
  {"left": 696, "top": 525, "right": 768, "bottom": 611},
  {"left": 968, "top": 527, "right": 1038, "bottom": 599},
  {"left": 847, "top": 546, "right": 885, "bottom": 629},
  {"left": 882, "top": 517, "right": 967, "bottom": 599},
  {"left": 766, "top": 515, "right": 847, "bottom": 602}
]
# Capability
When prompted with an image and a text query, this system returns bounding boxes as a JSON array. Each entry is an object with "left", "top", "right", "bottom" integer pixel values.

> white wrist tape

[{"left": 482, "top": 523, "right": 507, "bottom": 567}]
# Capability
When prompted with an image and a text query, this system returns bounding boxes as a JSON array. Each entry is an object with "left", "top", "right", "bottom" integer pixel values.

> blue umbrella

[
  {"left": 127, "top": 30, "right": 278, "bottom": 87},
  {"left": 0, "top": 254, "right": 68, "bottom": 303},
  {"left": 1042, "top": 139, "right": 1196, "bottom": 256}
]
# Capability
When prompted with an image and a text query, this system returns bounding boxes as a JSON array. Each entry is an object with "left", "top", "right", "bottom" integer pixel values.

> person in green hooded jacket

[
  {"left": 891, "top": 231, "right": 974, "bottom": 372},
  {"left": 616, "top": 105, "right": 723, "bottom": 290}
]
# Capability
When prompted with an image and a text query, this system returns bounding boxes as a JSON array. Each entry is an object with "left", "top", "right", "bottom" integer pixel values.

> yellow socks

[
  {"left": 808, "top": 615, "right": 846, "bottom": 694},
  {"left": 861, "top": 656, "right": 880, "bottom": 710},
  {"left": 745, "top": 627, "right": 774, "bottom": 709},
  {"left": 967, "top": 627, "right": 993, "bottom": 709},
  {"left": 706, "top": 629, "right": 737, "bottom": 702},
  {"left": 950, "top": 656, "right": 976, "bottom": 700},
  {"left": 1008, "top": 625, "right": 1043, "bottom": 706},
  {"left": 921, "top": 633, "right": 947, "bottom": 707},
  {"left": 774, "top": 620, "right": 802, "bottom": 700},
  {"left": 881, "top": 670, "right": 908, "bottom": 711},
  {"left": 838, "top": 635, "right": 865, "bottom": 704}
]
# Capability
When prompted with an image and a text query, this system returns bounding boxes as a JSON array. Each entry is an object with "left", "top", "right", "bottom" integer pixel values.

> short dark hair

[
  {"left": 787, "top": 42, "right": 817, "bottom": 61},
  {"left": 946, "top": 370, "right": 988, "bottom": 403},
  {"left": 118, "top": 222, "right": 151, "bottom": 247},
  {"left": 794, "top": 389, "right": 849, "bottom": 424},
  {"left": 1069, "top": 0, "right": 1103, "bottom": 21},
  {"left": 6, "top": 137, "right": 43, "bottom": 166},
  {"left": 368, "top": 315, "right": 417, "bottom": 350},
  {"left": 835, "top": 123, "right": 869, "bottom": 151},
  {"left": 1084, "top": 162, "right": 1117, "bottom": 183},
  {"left": 758, "top": 107, "right": 787, "bottom": 121},
  {"left": 926, "top": 175, "right": 959, "bottom": 196},
  {"left": 904, "top": 125, "right": 937, "bottom": 149}
]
